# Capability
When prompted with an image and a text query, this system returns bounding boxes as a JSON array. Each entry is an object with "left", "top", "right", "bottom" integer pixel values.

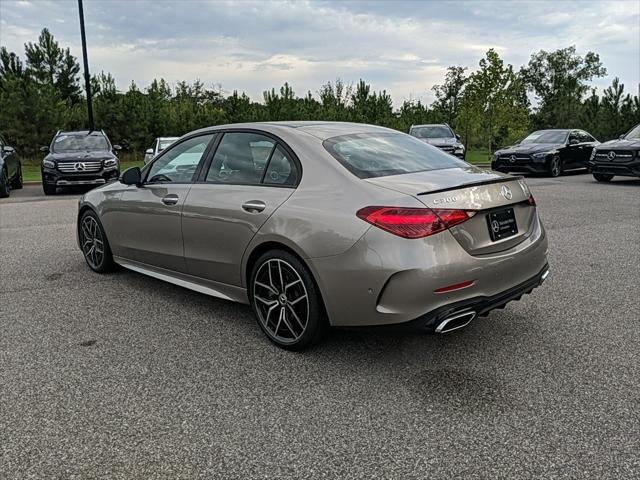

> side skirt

[{"left": 114, "top": 256, "right": 249, "bottom": 304}]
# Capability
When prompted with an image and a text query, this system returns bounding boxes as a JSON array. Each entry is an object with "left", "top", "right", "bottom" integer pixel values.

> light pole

[{"left": 77, "top": 0, "right": 94, "bottom": 131}]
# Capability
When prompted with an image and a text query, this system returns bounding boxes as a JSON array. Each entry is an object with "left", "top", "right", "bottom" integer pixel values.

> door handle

[
  {"left": 242, "top": 200, "right": 266, "bottom": 213},
  {"left": 161, "top": 194, "right": 179, "bottom": 205}
]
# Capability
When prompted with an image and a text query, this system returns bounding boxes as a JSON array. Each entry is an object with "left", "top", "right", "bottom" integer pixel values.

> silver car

[
  {"left": 144, "top": 137, "right": 179, "bottom": 164},
  {"left": 78, "top": 122, "right": 549, "bottom": 349}
]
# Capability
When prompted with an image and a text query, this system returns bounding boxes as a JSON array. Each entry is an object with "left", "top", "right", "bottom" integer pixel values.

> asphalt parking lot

[{"left": 1, "top": 174, "right": 639, "bottom": 479}]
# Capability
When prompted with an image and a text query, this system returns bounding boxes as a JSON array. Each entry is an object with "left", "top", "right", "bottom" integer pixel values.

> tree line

[{"left": 1, "top": 28, "right": 638, "bottom": 159}]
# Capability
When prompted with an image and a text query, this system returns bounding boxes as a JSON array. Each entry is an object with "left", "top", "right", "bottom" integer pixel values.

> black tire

[
  {"left": 11, "top": 163, "right": 23, "bottom": 189},
  {"left": 548, "top": 155, "right": 562, "bottom": 177},
  {"left": 43, "top": 182, "right": 56, "bottom": 195},
  {"left": 78, "top": 210, "right": 117, "bottom": 273},
  {"left": 0, "top": 168, "right": 10, "bottom": 198},
  {"left": 593, "top": 173, "right": 614, "bottom": 182},
  {"left": 249, "top": 249, "right": 327, "bottom": 350}
]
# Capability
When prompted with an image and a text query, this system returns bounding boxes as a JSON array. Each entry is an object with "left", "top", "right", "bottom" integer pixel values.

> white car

[{"left": 144, "top": 137, "right": 179, "bottom": 164}]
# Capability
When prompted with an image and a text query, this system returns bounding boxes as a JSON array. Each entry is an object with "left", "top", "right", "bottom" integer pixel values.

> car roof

[
  {"left": 57, "top": 130, "right": 106, "bottom": 136},
  {"left": 410, "top": 124, "right": 449, "bottom": 128},
  {"left": 191, "top": 121, "right": 396, "bottom": 141}
]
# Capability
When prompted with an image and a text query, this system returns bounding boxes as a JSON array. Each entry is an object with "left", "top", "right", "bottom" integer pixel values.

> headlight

[
  {"left": 454, "top": 144, "right": 465, "bottom": 154},
  {"left": 590, "top": 149, "right": 596, "bottom": 160},
  {"left": 103, "top": 158, "right": 118, "bottom": 168},
  {"left": 532, "top": 151, "right": 555, "bottom": 159},
  {"left": 43, "top": 159, "right": 55, "bottom": 169}
]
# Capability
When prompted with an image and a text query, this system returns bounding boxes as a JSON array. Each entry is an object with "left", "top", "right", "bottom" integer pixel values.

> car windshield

[
  {"left": 521, "top": 130, "right": 568, "bottom": 144},
  {"left": 624, "top": 125, "right": 640, "bottom": 140},
  {"left": 159, "top": 139, "right": 177, "bottom": 150},
  {"left": 410, "top": 126, "right": 453, "bottom": 139},
  {"left": 324, "top": 132, "right": 466, "bottom": 179},
  {"left": 52, "top": 134, "right": 109, "bottom": 153}
]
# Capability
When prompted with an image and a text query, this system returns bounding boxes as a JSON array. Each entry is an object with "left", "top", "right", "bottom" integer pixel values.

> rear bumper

[
  {"left": 407, "top": 264, "right": 549, "bottom": 329},
  {"left": 308, "top": 213, "right": 549, "bottom": 327},
  {"left": 588, "top": 159, "right": 640, "bottom": 178}
]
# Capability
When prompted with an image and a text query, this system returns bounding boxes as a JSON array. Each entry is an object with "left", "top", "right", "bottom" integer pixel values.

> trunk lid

[{"left": 365, "top": 167, "right": 536, "bottom": 255}]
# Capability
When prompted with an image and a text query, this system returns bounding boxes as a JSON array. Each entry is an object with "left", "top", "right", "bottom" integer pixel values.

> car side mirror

[
  {"left": 113, "top": 144, "right": 122, "bottom": 151},
  {"left": 145, "top": 148, "right": 154, "bottom": 155},
  {"left": 455, "top": 134, "right": 461, "bottom": 141},
  {"left": 120, "top": 166, "right": 142, "bottom": 186},
  {"left": 619, "top": 134, "right": 625, "bottom": 140},
  {"left": 3, "top": 146, "right": 15, "bottom": 154},
  {"left": 40, "top": 146, "right": 49, "bottom": 153},
  {"left": 569, "top": 138, "right": 579, "bottom": 145}
]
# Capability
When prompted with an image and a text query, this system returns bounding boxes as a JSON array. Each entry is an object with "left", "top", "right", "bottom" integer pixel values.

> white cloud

[{"left": 0, "top": 0, "right": 637, "bottom": 105}]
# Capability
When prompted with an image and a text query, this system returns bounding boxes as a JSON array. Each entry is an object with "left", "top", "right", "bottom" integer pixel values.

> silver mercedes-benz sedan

[{"left": 77, "top": 122, "right": 549, "bottom": 349}]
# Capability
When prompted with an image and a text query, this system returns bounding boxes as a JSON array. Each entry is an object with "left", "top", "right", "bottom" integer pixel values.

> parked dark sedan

[
  {"left": 41, "top": 130, "right": 121, "bottom": 195},
  {"left": 492, "top": 129, "right": 599, "bottom": 177},
  {"left": 588, "top": 123, "right": 640, "bottom": 182},
  {"left": 0, "top": 133, "right": 23, "bottom": 198}
]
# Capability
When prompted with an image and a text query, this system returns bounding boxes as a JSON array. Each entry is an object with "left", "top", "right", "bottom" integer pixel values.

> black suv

[
  {"left": 0, "top": 133, "right": 23, "bottom": 198},
  {"left": 588, "top": 124, "right": 640, "bottom": 182},
  {"left": 492, "top": 129, "right": 599, "bottom": 177},
  {"left": 408, "top": 124, "right": 466, "bottom": 159},
  {"left": 41, "top": 130, "right": 121, "bottom": 195}
]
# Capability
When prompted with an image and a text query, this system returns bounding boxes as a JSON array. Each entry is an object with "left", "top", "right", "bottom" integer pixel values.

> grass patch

[{"left": 465, "top": 149, "right": 491, "bottom": 164}]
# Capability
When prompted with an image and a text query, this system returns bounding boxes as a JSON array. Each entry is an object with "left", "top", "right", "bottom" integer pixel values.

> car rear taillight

[
  {"left": 527, "top": 194, "right": 536, "bottom": 206},
  {"left": 356, "top": 206, "right": 476, "bottom": 239}
]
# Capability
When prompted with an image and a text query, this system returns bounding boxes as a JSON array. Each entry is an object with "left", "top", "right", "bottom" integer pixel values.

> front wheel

[
  {"left": 548, "top": 155, "right": 562, "bottom": 177},
  {"left": 0, "top": 168, "right": 10, "bottom": 198},
  {"left": 593, "top": 173, "right": 614, "bottom": 182},
  {"left": 43, "top": 182, "right": 56, "bottom": 195},
  {"left": 79, "top": 210, "right": 117, "bottom": 273},
  {"left": 11, "top": 163, "right": 23, "bottom": 189},
  {"left": 249, "top": 250, "right": 327, "bottom": 350}
]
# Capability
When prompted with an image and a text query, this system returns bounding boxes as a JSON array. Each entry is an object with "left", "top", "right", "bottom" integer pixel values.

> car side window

[
  {"left": 206, "top": 132, "right": 276, "bottom": 185},
  {"left": 146, "top": 134, "right": 214, "bottom": 184},
  {"left": 263, "top": 146, "right": 298, "bottom": 186},
  {"left": 568, "top": 132, "right": 580, "bottom": 144}
]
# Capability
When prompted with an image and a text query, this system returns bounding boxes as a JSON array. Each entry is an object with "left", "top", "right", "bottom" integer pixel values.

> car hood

[
  {"left": 364, "top": 165, "right": 510, "bottom": 196},
  {"left": 495, "top": 142, "right": 563, "bottom": 155},
  {"left": 46, "top": 151, "right": 116, "bottom": 162},
  {"left": 420, "top": 137, "right": 458, "bottom": 147},
  {"left": 596, "top": 139, "right": 640, "bottom": 150}
]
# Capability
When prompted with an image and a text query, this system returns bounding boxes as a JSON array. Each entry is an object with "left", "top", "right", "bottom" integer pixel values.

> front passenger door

[{"left": 111, "top": 134, "right": 215, "bottom": 272}]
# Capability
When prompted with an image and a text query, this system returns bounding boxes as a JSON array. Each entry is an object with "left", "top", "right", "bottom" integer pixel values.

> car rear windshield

[
  {"left": 410, "top": 126, "right": 453, "bottom": 139},
  {"left": 52, "top": 133, "right": 110, "bottom": 153},
  {"left": 323, "top": 132, "right": 467, "bottom": 179},
  {"left": 521, "top": 130, "right": 568, "bottom": 144}
]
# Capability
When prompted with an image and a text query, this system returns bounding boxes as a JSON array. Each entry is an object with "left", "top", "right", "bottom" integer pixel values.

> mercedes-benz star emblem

[
  {"left": 509, "top": 154, "right": 516, "bottom": 163},
  {"left": 607, "top": 151, "right": 616, "bottom": 160},
  {"left": 74, "top": 162, "right": 86, "bottom": 171},
  {"left": 491, "top": 220, "right": 501, "bottom": 233},
  {"left": 500, "top": 185, "right": 513, "bottom": 200}
]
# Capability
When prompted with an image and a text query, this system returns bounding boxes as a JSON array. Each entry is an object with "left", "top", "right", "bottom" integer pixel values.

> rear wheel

[
  {"left": 249, "top": 250, "right": 327, "bottom": 350},
  {"left": 0, "top": 168, "right": 10, "bottom": 198},
  {"left": 11, "top": 163, "right": 23, "bottom": 189},
  {"left": 43, "top": 182, "right": 56, "bottom": 195},
  {"left": 79, "top": 210, "right": 117, "bottom": 273},
  {"left": 548, "top": 155, "right": 562, "bottom": 177},
  {"left": 593, "top": 173, "right": 614, "bottom": 182}
]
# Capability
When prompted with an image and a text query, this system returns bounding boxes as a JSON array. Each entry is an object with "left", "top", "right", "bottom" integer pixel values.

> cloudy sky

[{"left": 1, "top": 0, "right": 638, "bottom": 105}]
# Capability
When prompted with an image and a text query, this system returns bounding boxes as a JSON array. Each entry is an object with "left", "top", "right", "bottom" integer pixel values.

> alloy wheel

[
  {"left": 80, "top": 215, "right": 105, "bottom": 269},
  {"left": 253, "top": 259, "right": 309, "bottom": 344}
]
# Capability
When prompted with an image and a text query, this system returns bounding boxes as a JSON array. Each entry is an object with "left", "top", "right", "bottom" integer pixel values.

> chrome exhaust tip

[{"left": 435, "top": 311, "right": 476, "bottom": 333}]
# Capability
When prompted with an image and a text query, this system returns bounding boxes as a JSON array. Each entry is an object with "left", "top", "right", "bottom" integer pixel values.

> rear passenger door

[{"left": 181, "top": 131, "right": 299, "bottom": 286}]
